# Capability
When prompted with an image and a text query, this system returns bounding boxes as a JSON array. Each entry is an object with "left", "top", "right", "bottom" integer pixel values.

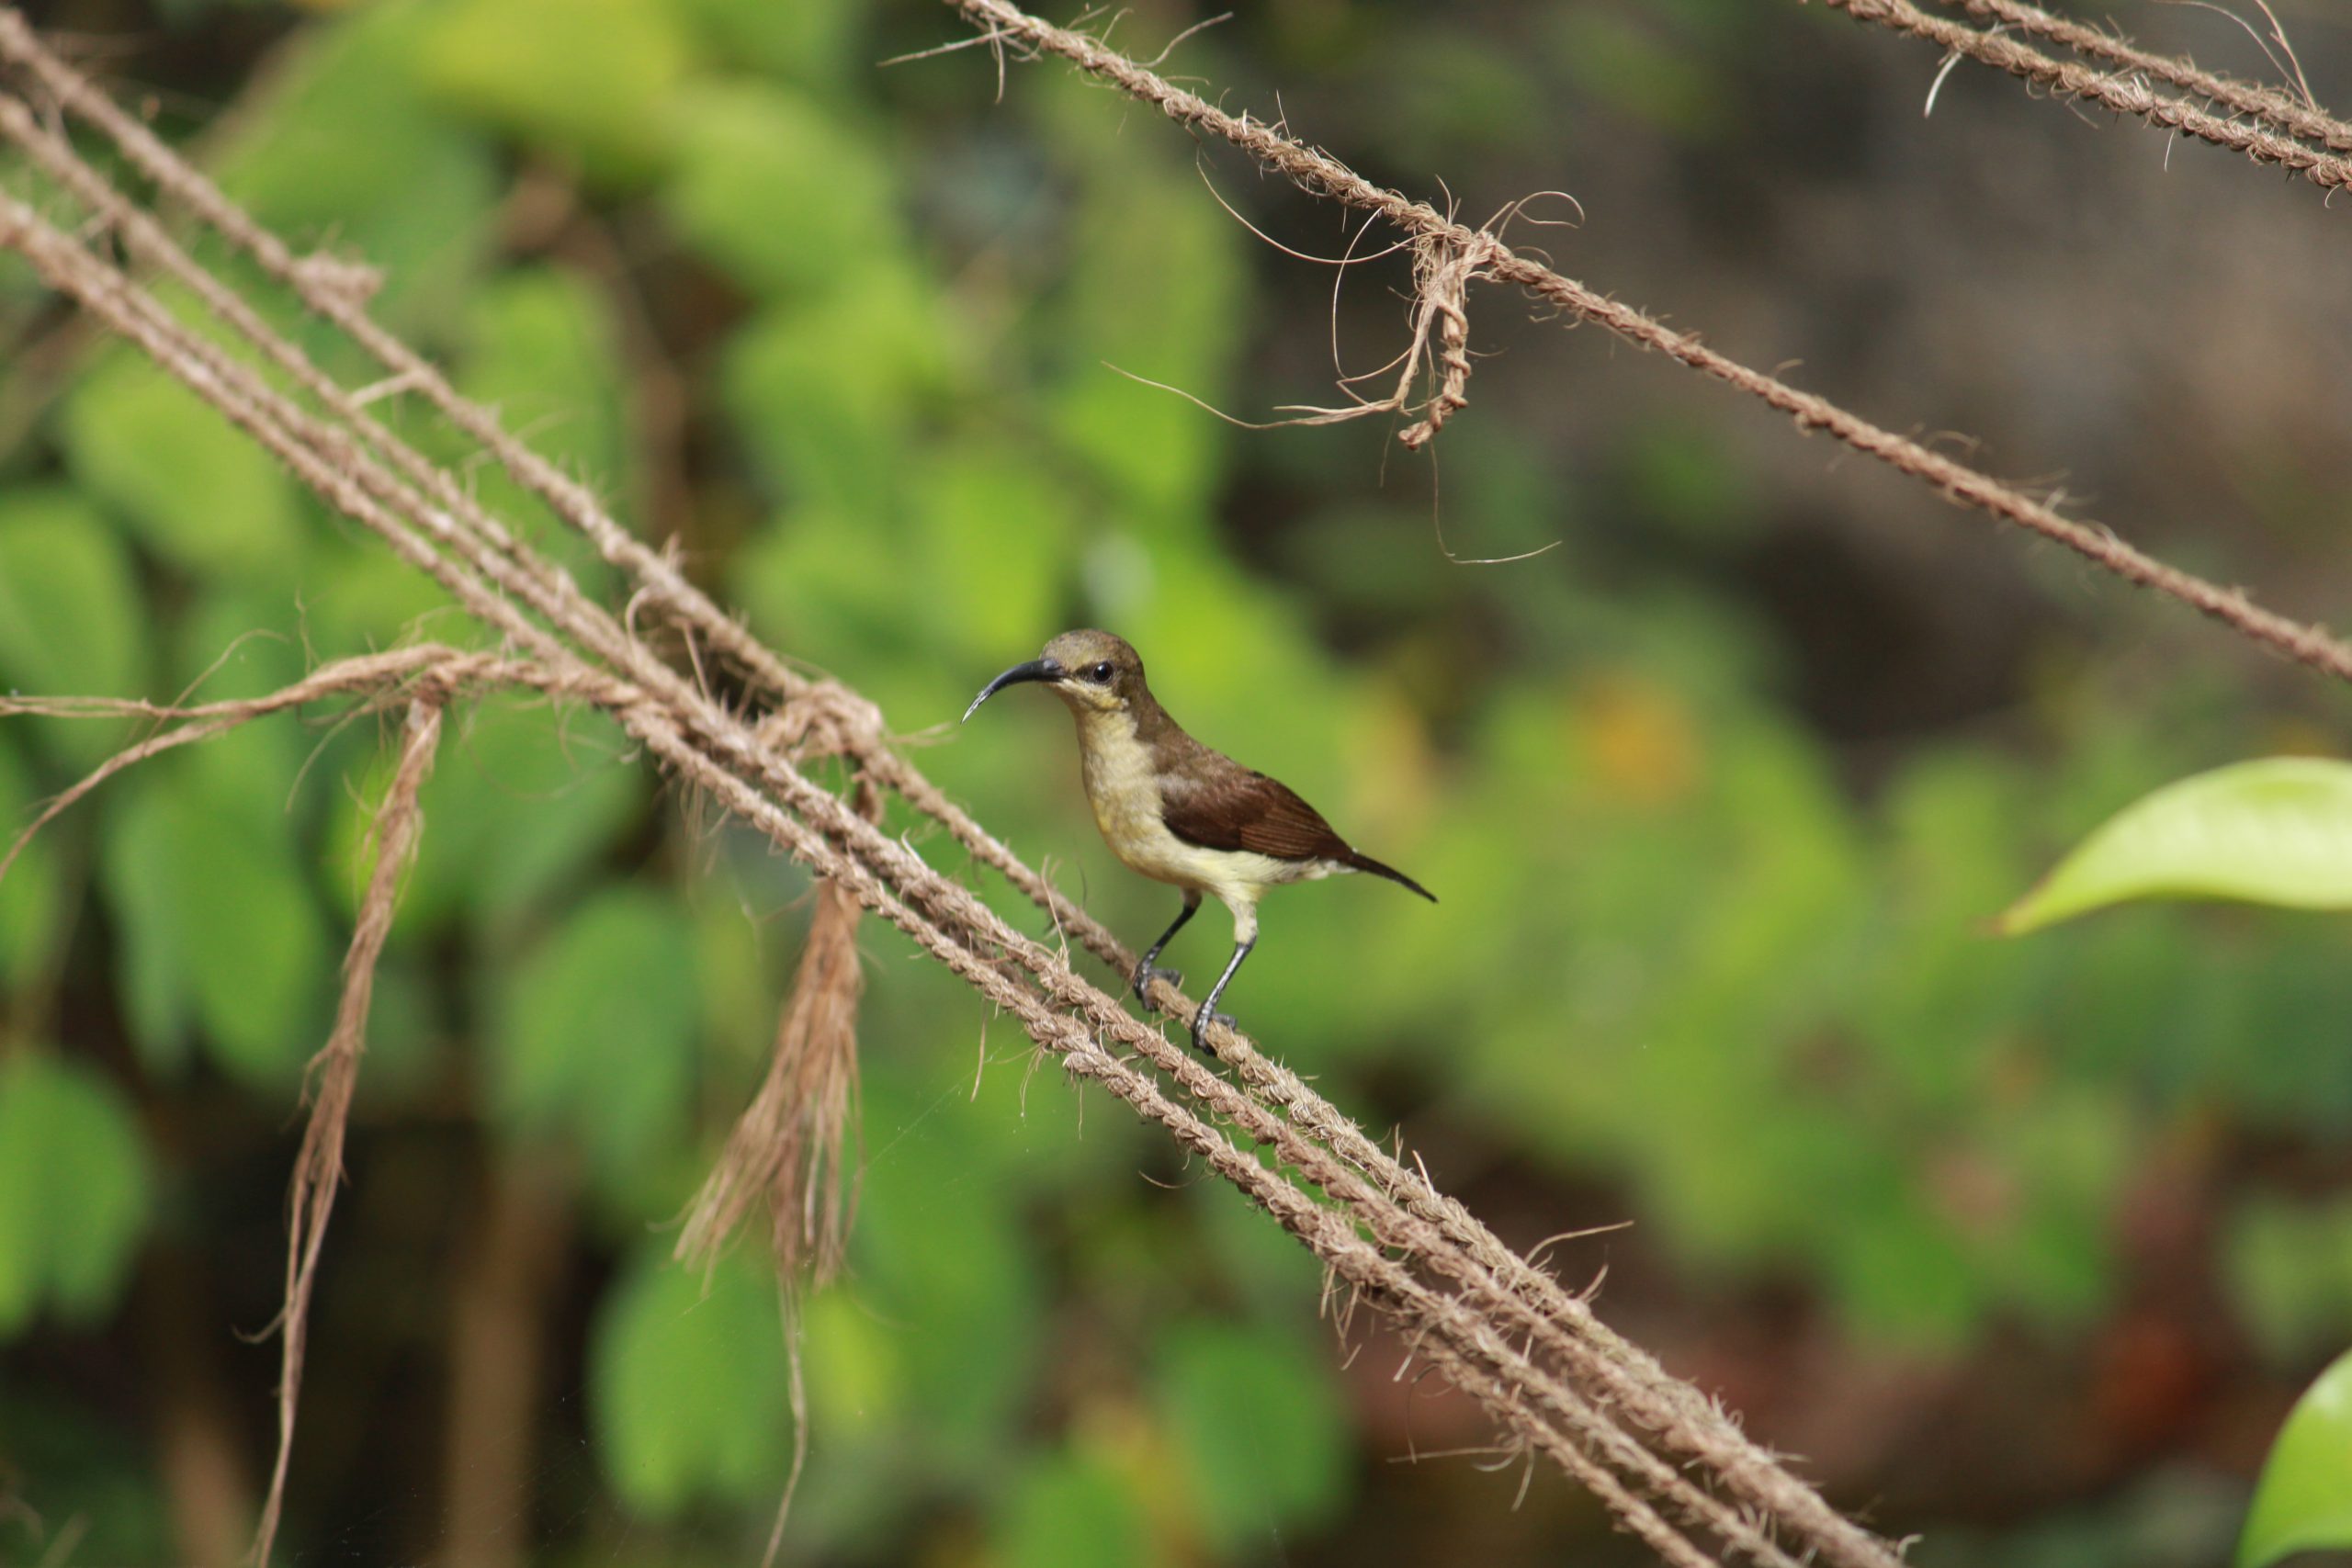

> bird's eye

[{"left": 1089, "top": 661, "right": 1115, "bottom": 684}]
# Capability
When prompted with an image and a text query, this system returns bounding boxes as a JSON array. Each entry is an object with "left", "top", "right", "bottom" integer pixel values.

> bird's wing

[{"left": 1161, "top": 764, "right": 1351, "bottom": 863}]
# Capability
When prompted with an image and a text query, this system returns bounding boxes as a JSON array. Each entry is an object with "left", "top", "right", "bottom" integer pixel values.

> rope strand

[
  {"left": 1824, "top": 0, "right": 2352, "bottom": 190},
  {"left": 1935, "top": 0, "right": 2352, "bottom": 153},
  {"left": 0, "top": 17, "right": 1906, "bottom": 1560},
  {"left": 937, "top": 0, "right": 2352, "bottom": 690}
]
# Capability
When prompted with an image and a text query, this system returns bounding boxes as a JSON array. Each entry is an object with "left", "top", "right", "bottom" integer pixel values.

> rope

[
  {"left": 1934, "top": 0, "right": 2352, "bottom": 153},
  {"left": 0, "top": 10, "right": 1942, "bottom": 1563},
  {"left": 1828, "top": 0, "right": 2352, "bottom": 187},
  {"left": 936, "top": 0, "right": 2352, "bottom": 691}
]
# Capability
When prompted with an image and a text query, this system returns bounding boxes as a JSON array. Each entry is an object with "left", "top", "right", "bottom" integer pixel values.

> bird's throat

[
  {"left": 1072, "top": 705, "right": 1152, "bottom": 807},
  {"left": 1071, "top": 705, "right": 1174, "bottom": 864}
]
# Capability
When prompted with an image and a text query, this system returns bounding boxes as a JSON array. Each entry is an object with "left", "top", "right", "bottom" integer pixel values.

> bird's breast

[
  {"left": 1076, "top": 711, "right": 1179, "bottom": 871},
  {"left": 1072, "top": 710, "right": 1327, "bottom": 899}
]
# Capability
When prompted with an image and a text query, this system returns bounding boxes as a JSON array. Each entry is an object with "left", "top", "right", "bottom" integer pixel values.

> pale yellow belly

[{"left": 1076, "top": 715, "right": 1328, "bottom": 908}]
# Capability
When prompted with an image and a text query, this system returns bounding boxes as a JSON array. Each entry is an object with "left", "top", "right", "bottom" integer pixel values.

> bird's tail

[{"left": 1344, "top": 850, "right": 1437, "bottom": 903}]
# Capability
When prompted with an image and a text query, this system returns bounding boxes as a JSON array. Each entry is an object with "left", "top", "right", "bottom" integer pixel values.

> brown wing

[{"left": 1161, "top": 763, "right": 1351, "bottom": 863}]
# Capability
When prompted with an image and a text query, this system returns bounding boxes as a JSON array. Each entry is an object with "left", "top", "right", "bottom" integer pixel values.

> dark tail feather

[{"left": 1346, "top": 850, "right": 1437, "bottom": 903}]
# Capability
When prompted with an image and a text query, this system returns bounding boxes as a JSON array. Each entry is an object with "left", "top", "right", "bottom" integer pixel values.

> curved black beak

[{"left": 963, "top": 658, "right": 1062, "bottom": 723}]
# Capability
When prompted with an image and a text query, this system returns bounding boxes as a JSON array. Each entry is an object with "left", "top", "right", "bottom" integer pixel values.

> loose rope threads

[{"left": 1396, "top": 233, "right": 1498, "bottom": 450}]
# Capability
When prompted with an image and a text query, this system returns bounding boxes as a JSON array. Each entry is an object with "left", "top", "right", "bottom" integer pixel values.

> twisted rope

[
  {"left": 0, "top": 11, "right": 1907, "bottom": 1565},
  {"left": 938, "top": 0, "right": 2352, "bottom": 691},
  {"left": 1933, "top": 0, "right": 2352, "bottom": 153},
  {"left": 1825, "top": 0, "right": 2352, "bottom": 191}
]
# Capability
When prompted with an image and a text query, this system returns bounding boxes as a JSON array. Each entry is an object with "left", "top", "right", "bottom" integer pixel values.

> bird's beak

[{"left": 962, "top": 658, "right": 1062, "bottom": 722}]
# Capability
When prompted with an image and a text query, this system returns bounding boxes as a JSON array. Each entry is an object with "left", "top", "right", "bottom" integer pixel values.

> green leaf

[
  {"left": 1155, "top": 1322, "right": 1349, "bottom": 1554},
  {"left": 101, "top": 778, "right": 195, "bottom": 1074},
  {"left": 2226, "top": 1199, "right": 2352, "bottom": 1364},
  {"left": 103, "top": 779, "right": 331, "bottom": 1089},
  {"left": 664, "top": 84, "right": 903, "bottom": 299},
  {"left": 0, "top": 739, "right": 62, "bottom": 988},
  {"left": 0, "top": 1382, "right": 174, "bottom": 1562},
  {"left": 797, "top": 1284, "right": 905, "bottom": 1441},
  {"left": 910, "top": 444, "right": 1075, "bottom": 658},
  {"left": 212, "top": 0, "right": 498, "bottom": 327},
  {"left": 455, "top": 267, "right": 630, "bottom": 594},
  {"left": 670, "top": 0, "right": 855, "bottom": 79},
  {"left": 490, "top": 888, "right": 697, "bottom": 1174},
  {"left": 300, "top": 544, "right": 469, "bottom": 658},
  {"left": 0, "top": 1055, "right": 151, "bottom": 1338},
  {"left": 60, "top": 352, "right": 302, "bottom": 581},
  {"left": 330, "top": 699, "right": 642, "bottom": 937},
  {"left": 997, "top": 1448, "right": 1151, "bottom": 1568},
  {"left": 0, "top": 490, "right": 149, "bottom": 767},
  {"left": 731, "top": 508, "right": 919, "bottom": 676},
  {"left": 2238, "top": 1347, "right": 2352, "bottom": 1567},
  {"left": 177, "top": 802, "right": 330, "bottom": 1089},
  {"left": 589, "top": 1243, "right": 790, "bottom": 1515},
  {"left": 2002, "top": 759, "right": 2352, "bottom": 933},
  {"left": 722, "top": 273, "right": 958, "bottom": 521},
  {"left": 173, "top": 590, "right": 318, "bottom": 840},
  {"left": 694, "top": 895, "right": 774, "bottom": 1073},
  {"left": 849, "top": 1099, "right": 1043, "bottom": 1461},
  {"left": 1046, "top": 136, "right": 1242, "bottom": 524},
  {"left": 420, "top": 0, "right": 692, "bottom": 185}
]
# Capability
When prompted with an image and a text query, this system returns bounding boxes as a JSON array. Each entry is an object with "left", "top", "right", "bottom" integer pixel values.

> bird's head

[{"left": 963, "top": 629, "right": 1146, "bottom": 722}]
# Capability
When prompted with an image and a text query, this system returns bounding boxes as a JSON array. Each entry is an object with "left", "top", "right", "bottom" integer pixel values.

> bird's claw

[
  {"left": 1132, "top": 962, "right": 1182, "bottom": 1012},
  {"left": 1189, "top": 1009, "right": 1234, "bottom": 1055}
]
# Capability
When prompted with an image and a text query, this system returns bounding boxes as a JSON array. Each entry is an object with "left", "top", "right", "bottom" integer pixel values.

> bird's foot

[
  {"left": 1132, "top": 962, "right": 1182, "bottom": 1012},
  {"left": 1189, "top": 1007, "right": 1235, "bottom": 1055}
]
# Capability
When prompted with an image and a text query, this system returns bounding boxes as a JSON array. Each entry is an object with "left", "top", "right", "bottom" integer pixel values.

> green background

[{"left": 3, "top": 0, "right": 2350, "bottom": 1563}]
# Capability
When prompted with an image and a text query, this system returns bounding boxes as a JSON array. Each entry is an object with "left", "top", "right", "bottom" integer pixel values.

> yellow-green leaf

[
  {"left": 2238, "top": 1348, "right": 2352, "bottom": 1567},
  {"left": 420, "top": 0, "right": 691, "bottom": 185},
  {"left": 671, "top": 0, "right": 855, "bottom": 80},
  {"left": 910, "top": 442, "right": 1073, "bottom": 657},
  {"left": 1046, "top": 136, "right": 1241, "bottom": 524},
  {"left": 721, "top": 274, "right": 957, "bottom": 521},
  {"left": 212, "top": 0, "right": 497, "bottom": 325},
  {"left": 2001, "top": 759, "right": 2352, "bottom": 935},
  {"left": 664, "top": 85, "right": 903, "bottom": 299}
]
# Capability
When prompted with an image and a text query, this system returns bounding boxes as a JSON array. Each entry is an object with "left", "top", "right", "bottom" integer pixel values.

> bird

[{"left": 963, "top": 629, "right": 1435, "bottom": 1053}]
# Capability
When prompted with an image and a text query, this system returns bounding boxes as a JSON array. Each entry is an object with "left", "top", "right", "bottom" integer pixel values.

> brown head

[{"left": 963, "top": 629, "right": 1150, "bottom": 722}]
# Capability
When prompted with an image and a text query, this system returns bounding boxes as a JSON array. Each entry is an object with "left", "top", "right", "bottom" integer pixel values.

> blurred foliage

[
  {"left": 0, "top": 1055, "right": 149, "bottom": 1337},
  {"left": 0, "top": 0, "right": 2348, "bottom": 1564},
  {"left": 2001, "top": 761, "right": 2352, "bottom": 1564},
  {"left": 591, "top": 1244, "right": 794, "bottom": 1515}
]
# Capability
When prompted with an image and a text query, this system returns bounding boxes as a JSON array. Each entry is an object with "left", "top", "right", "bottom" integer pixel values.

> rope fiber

[{"left": 17, "top": 3, "right": 2326, "bottom": 1562}]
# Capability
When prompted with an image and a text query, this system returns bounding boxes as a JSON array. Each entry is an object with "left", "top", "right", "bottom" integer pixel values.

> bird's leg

[
  {"left": 1132, "top": 892, "right": 1201, "bottom": 1013},
  {"left": 1190, "top": 937, "right": 1257, "bottom": 1055}
]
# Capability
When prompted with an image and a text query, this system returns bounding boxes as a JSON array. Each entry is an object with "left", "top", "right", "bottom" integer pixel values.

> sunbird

[{"left": 963, "top": 629, "right": 1435, "bottom": 1052}]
